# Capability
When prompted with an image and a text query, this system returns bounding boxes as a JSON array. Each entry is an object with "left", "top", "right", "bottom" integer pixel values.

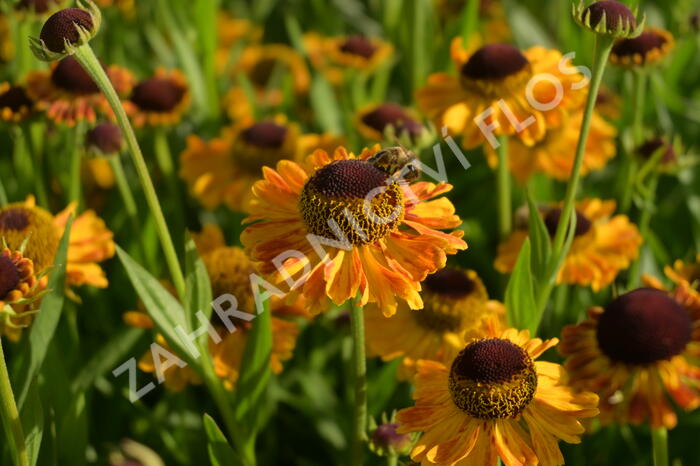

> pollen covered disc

[
  {"left": 448, "top": 338, "right": 537, "bottom": 419},
  {"left": 299, "top": 159, "right": 404, "bottom": 245},
  {"left": 584, "top": 1, "right": 636, "bottom": 31},
  {"left": 596, "top": 288, "right": 692, "bottom": 365},
  {"left": 544, "top": 208, "right": 592, "bottom": 238}
]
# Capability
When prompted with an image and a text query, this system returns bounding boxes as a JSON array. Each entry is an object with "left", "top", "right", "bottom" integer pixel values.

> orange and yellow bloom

[
  {"left": 496, "top": 199, "right": 642, "bottom": 291},
  {"left": 397, "top": 324, "right": 599, "bottom": 465},
  {"left": 242, "top": 146, "right": 467, "bottom": 317},
  {"left": 560, "top": 286, "right": 700, "bottom": 428}
]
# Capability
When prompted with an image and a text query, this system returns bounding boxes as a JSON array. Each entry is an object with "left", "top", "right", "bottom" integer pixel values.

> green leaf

[
  {"left": 20, "top": 381, "right": 42, "bottom": 466},
  {"left": 15, "top": 216, "right": 73, "bottom": 408},
  {"left": 70, "top": 327, "right": 144, "bottom": 395},
  {"left": 310, "top": 74, "right": 343, "bottom": 134},
  {"left": 203, "top": 414, "right": 242, "bottom": 466},
  {"left": 184, "top": 235, "right": 213, "bottom": 344},
  {"left": 526, "top": 189, "right": 552, "bottom": 283},
  {"left": 233, "top": 291, "right": 272, "bottom": 432},
  {"left": 116, "top": 247, "right": 195, "bottom": 367},
  {"left": 505, "top": 238, "right": 538, "bottom": 333}
]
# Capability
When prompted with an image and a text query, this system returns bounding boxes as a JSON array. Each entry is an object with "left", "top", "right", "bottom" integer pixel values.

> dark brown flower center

[
  {"left": 361, "top": 103, "right": 423, "bottom": 139},
  {"left": 612, "top": 31, "right": 667, "bottom": 60},
  {"left": 249, "top": 58, "right": 279, "bottom": 87},
  {"left": 40, "top": 7, "right": 94, "bottom": 54},
  {"left": 305, "top": 160, "right": 389, "bottom": 199},
  {"left": 299, "top": 160, "right": 404, "bottom": 245},
  {"left": 339, "top": 36, "right": 376, "bottom": 59},
  {"left": 130, "top": 78, "right": 185, "bottom": 112},
  {"left": 637, "top": 138, "right": 676, "bottom": 165},
  {"left": 583, "top": 1, "right": 636, "bottom": 32},
  {"left": 596, "top": 288, "right": 692, "bottom": 365},
  {"left": 544, "top": 208, "right": 592, "bottom": 238},
  {"left": 242, "top": 121, "right": 287, "bottom": 149},
  {"left": 461, "top": 44, "right": 529, "bottom": 80},
  {"left": 86, "top": 123, "right": 123, "bottom": 154},
  {"left": 0, "top": 86, "right": 33, "bottom": 112},
  {"left": 424, "top": 267, "right": 475, "bottom": 299},
  {"left": 51, "top": 56, "right": 99, "bottom": 94},
  {"left": 0, "top": 209, "right": 30, "bottom": 231},
  {"left": 0, "top": 255, "right": 20, "bottom": 300},
  {"left": 448, "top": 338, "right": 537, "bottom": 418}
]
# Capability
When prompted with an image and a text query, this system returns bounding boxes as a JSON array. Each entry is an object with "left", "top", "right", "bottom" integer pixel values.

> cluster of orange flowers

[{"left": 1, "top": 0, "right": 698, "bottom": 465}]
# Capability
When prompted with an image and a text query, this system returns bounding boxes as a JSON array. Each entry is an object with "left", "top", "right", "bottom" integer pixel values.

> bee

[{"left": 367, "top": 146, "right": 421, "bottom": 182}]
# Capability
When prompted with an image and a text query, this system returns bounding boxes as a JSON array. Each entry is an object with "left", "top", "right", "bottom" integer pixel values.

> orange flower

[
  {"left": 417, "top": 38, "right": 586, "bottom": 149},
  {"left": 304, "top": 33, "right": 394, "bottom": 84},
  {"left": 241, "top": 146, "right": 467, "bottom": 316},
  {"left": 397, "top": 324, "right": 599, "bottom": 465},
  {"left": 560, "top": 286, "right": 700, "bottom": 428},
  {"left": 484, "top": 110, "right": 617, "bottom": 183},
  {"left": 25, "top": 56, "right": 133, "bottom": 126},
  {"left": 180, "top": 117, "right": 344, "bottom": 212},
  {"left": 365, "top": 267, "right": 505, "bottom": 379},
  {"left": 124, "top": 69, "right": 190, "bottom": 128},
  {"left": 0, "top": 196, "right": 115, "bottom": 289},
  {"left": 496, "top": 199, "right": 641, "bottom": 291}
]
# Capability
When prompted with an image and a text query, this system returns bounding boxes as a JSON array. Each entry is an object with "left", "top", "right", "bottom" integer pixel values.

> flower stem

[
  {"left": 620, "top": 72, "right": 647, "bottom": 213},
  {"left": 349, "top": 295, "right": 368, "bottom": 465},
  {"left": 536, "top": 36, "right": 613, "bottom": 317},
  {"left": 0, "top": 338, "right": 29, "bottom": 466},
  {"left": 68, "top": 121, "right": 85, "bottom": 205},
  {"left": 73, "top": 44, "right": 186, "bottom": 300},
  {"left": 21, "top": 123, "right": 48, "bottom": 208},
  {"left": 153, "top": 129, "right": 184, "bottom": 235},
  {"left": 550, "top": 36, "right": 613, "bottom": 263},
  {"left": 496, "top": 134, "right": 512, "bottom": 240},
  {"left": 627, "top": 173, "right": 659, "bottom": 289},
  {"left": 651, "top": 427, "right": 668, "bottom": 466}
]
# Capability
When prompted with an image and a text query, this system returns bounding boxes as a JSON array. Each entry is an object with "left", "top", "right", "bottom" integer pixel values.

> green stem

[
  {"left": 496, "top": 134, "right": 512, "bottom": 240},
  {"left": 73, "top": 45, "right": 186, "bottom": 300},
  {"left": 551, "top": 36, "right": 613, "bottom": 262},
  {"left": 386, "top": 453, "right": 398, "bottom": 466},
  {"left": 651, "top": 427, "right": 668, "bottom": 466},
  {"left": 0, "top": 339, "right": 29, "bottom": 466},
  {"left": 0, "top": 176, "right": 7, "bottom": 206},
  {"left": 626, "top": 174, "right": 658, "bottom": 289},
  {"left": 68, "top": 121, "right": 85, "bottom": 205},
  {"left": 12, "top": 127, "right": 33, "bottom": 199},
  {"left": 349, "top": 296, "right": 368, "bottom": 466},
  {"left": 621, "top": 72, "right": 647, "bottom": 213},
  {"left": 537, "top": 35, "right": 614, "bottom": 316},
  {"left": 23, "top": 123, "right": 48, "bottom": 208},
  {"left": 107, "top": 155, "right": 138, "bottom": 221}
]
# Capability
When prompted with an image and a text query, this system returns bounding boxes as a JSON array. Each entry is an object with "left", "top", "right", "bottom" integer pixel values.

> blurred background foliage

[{"left": 1, "top": 0, "right": 700, "bottom": 464}]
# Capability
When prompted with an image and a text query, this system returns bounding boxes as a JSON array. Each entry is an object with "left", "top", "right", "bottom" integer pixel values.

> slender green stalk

[
  {"left": 153, "top": 130, "right": 181, "bottom": 202},
  {"left": 621, "top": 72, "right": 647, "bottom": 213},
  {"left": 73, "top": 45, "right": 186, "bottom": 300},
  {"left": 23, "top": 123, "right": 48, "bottom": 208},
  {"left": 0, "top": 176, "right": 7, "bottom": 206},
  {"left": 496, "top": 134, "right": 512, "bottom": 240},
  {"left": 386, "top": 453, "right": 398, "bottom": 466},
  {"left": 0, "top": 339, "right": 29, "bottom": 466},
  {"left": 349, "top": 296, "right": 368, "bottom": 466},
  {"left": 536, "top": 36, "right": 614, "bottom": 315},
  {"left": 550, "top": 36, "right": 614, "bottom": 262},
  {"left": 68, "top": 121, "right": 85, "bottom": 205},
  {"left": 461, "top": 0, "right": 480, "bottom": 45},
  {"left": 651, "top": 427, "right": 668, "bottom": 466},
  {"left": 12, "top": 127, "right": 33, "bottom": 198},
  {"left": 627, "top": 174, "right": 659, "bottom": 289}
]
